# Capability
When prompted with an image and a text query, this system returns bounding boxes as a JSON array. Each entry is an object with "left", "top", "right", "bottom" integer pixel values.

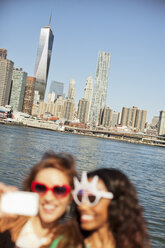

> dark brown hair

[{"left": 80, "top": 168, "right": 150, "bottom": 248}]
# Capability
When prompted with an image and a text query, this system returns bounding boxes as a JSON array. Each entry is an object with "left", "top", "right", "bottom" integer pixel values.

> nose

[
  {"left": 78, "top": 202, "right": 90, "bottom": 211},
  {"left": 43, "top": 189, "right": 55, "bottom": 201}
]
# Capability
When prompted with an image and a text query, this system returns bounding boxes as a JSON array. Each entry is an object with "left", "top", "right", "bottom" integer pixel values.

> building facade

[
  {"left": 9, "top": 68, "right": 27, "bottom": 111},
  {"left": 99, "top": 107, "right": 112, "bottom": 127},
  {"left": 158, "top": 110, "right": 165, "bottom": 136},
  {"left": 89, "top": 51, "right": 111, "bottom": 125},
  {"left": 22, "top": 77, "right": 36, "bottom": 115},
  {"left": 63, "top": 99, "right": 75, "bottom": 121},
  {"left": 67, "top": 79, "right": 76, "bottom": 100},
  {"left": 77, "top": 98, "right": 90, "bottom": 124},
  {"left": 49, "top": 81, "right": 64, "bottom": 99},
  {"left": 34, "top": 22, "right": 54, "bottom": 101},
  {"left": 134, "top": 109, "right": 147, "bottom": 131},
  {"left": 0, "top": 52, "right": 14, "bottom": 106}
]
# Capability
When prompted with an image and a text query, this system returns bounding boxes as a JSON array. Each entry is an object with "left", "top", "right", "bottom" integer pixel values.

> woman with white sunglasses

[
  {"left": 0, "top": 152, "right": 82, "bottom": 248},
  {"left": 72, "top": 169, "right": 150, "bottom": 248}
]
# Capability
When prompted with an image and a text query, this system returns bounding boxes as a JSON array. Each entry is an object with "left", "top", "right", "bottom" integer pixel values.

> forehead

[
  {"left": 88, "top": 177, "right": 108, "bottom": 192},
  {"left": 35, "top": 168, "right": 70, "bottom": 185}
]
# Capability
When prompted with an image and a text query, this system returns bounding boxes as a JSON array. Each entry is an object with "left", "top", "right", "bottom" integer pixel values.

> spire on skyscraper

[{"left": 49, "top": 12, "right": 52, "bottom": 27}]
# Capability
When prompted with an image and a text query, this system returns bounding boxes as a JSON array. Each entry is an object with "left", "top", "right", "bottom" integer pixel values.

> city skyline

[{"left": 1, "top": 0, "right": 165, "bottom": 122}]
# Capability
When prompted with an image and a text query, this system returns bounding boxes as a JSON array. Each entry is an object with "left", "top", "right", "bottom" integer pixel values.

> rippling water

[{"left": 0, "top": 124, "right": 165, "bottom": 247}]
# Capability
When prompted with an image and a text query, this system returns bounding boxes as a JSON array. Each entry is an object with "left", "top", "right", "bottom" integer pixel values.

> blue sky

[{"left": 1, "top": 0, "right": 165, "bottom": 122}]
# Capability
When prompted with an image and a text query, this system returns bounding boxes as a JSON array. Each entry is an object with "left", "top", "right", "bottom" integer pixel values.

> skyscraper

[
  {"left": 49, "top": 81, "right": 64, "bottom": 99},
  {"left": 34, "top": 16, "right": 54, "bottom": 101},
  {"left": 9, "top": 68, "right": 27, "bottom": 111},
  {"left": 83, "top": 74, "right": 93, "bottom": 102},
  {"left": 77, "top": 99, "right": 90, "bottom": 124},
  {"left": 22, "top": 77, "right": 36, "bottom": 115},
  {"left": 0, "top": 50, "right": 14, "bottom": 106},
  {"left": 67, "top": 79, "right": 76, "bottom": 100},
  {"left": 89, "top": 51, "right": 111, "bottom": 125}
]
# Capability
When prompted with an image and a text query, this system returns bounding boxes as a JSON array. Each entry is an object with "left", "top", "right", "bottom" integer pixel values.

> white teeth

[
  {"left": 43, "top": 204, "right": 55, "bottom": 210},
  {"left": 81, "top": 215, "right": 94, "bottom": 221}
]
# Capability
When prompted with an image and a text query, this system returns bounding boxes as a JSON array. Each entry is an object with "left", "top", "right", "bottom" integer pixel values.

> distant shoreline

[{"left": 1, "top": 121, "right": 164, "bottom": 148}]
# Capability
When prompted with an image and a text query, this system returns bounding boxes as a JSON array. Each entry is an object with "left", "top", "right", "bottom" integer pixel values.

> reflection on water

[{"left": 0, "top": 124, "right": 165, "bottom": 247}]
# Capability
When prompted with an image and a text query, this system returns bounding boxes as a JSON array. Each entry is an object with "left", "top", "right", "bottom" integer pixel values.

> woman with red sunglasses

[{"left": 0, "top": 151, "right": 82, "bottom": 248}]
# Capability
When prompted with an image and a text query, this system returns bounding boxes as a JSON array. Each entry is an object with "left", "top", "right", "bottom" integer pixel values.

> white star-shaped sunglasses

[{"left": 72, "top": 171, "right": 113, "bottom": 207}]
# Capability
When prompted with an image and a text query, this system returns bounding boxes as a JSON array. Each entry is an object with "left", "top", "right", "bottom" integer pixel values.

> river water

[{"left": 0, "top": 124, "right": 164, "bottom": 247}]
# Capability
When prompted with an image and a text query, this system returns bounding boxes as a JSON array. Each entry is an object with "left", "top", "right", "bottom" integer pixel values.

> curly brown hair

[{"left": 83, "top": 168, "right": 150, "bottom": 248}]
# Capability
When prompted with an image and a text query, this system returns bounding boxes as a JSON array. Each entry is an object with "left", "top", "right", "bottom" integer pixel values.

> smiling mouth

[
  {"left": 81, "top": 214, "right": 94, "bottom": 222},
  {"left": 42, "top": 204, "right": 56, "bottom": 213}
]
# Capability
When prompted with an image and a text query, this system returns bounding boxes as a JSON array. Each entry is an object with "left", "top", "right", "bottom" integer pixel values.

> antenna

[{"left": 49, "top": 12, "right": 52, "bottom": 26}]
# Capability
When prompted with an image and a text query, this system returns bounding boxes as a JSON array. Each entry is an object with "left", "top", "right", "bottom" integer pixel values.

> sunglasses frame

[
  {"left": 73, "top": 189, "right": 113, "bottom": 206},
  {"left": 31, "top": 181, "right": 71, "bottom": 198}
]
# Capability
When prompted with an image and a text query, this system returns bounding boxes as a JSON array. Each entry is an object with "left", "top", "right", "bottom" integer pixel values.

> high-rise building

[
  {"left": 0, "top": 49, "right": 7, "bottom": 59},
  {"left": 0, "top": 50, "right": 14, "bottom": 106},
  {"left": 77, "top": 98, "right": 90, "bottom": 124},
  {"left": 121, "top": 106, "right": 137, "bottom": 128},
  {"left": 67, "top": 79, "right": 76, "bottom": 100},
  {"left": 34, "top": 17, "right": 54, "bottom": 101},
  {"left": 89, "top": 51, "right": 111, "bottom": 125},
  {"left": 53, "top": 95, "right": 64, "bottom": 118},
  {"left": 9, "top": 68, "right": 27, "bottom": 111},
  {"left": 134, "top": 109, "right": 147, "bottom": 131},
  {"left": 158, "top": 110, "right": 165, "bottom": 135},
  {"left": 63, "top": 99, "right": 75, "bottom": 121},
  {"left": 99, "top": 107, "right": 112, "bottom": 127},
  {"left": 111, "top": 111, "right": 121, "bottom": 127},
  {"left": 49, "top": 81, "right": 64, "bottom": 99},
  {"left": 121, "top": 106, "right": 147, "bottom": 131},
  {"left": 23, "top": 77, "right": 36, "bottom": 115},
  {"left": 83, "top": 74, "right": 93, "bottom": 102}
]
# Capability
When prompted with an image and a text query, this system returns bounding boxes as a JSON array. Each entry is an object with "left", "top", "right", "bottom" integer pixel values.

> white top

[{"left": 16, "top": 219, "right": 48, "bottom": 248}]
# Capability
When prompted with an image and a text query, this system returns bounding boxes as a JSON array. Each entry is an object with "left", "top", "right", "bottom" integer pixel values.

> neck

[{"left": 85, "top": 224, "right": 115, "bottom": 248}]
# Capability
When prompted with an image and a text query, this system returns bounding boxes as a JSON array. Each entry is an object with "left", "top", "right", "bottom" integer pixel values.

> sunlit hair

[
  {"left": 23, "top": 151, "right": 77, "bottom": 191},
  {"left": 80, "top": 168, "right": 150, "bottom": 248}
]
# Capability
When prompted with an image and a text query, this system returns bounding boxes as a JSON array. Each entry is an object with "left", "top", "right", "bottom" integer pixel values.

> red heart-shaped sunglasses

[{"left": 31, "top": 181, "right": 71, "bottom": 198}]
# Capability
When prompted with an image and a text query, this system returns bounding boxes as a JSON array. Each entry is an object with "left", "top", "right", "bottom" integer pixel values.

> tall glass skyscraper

[
  {"left": 34, "top": 19, "right": 54, "bottom": 101},
  {"left": 89, "top": 51, "right": 111, "bottom": 125}
]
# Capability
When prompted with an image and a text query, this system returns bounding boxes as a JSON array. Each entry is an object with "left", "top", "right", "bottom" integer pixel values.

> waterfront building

[
  {"left": 63, "top": 99, "right": 75, "bottom": 121},
  {"left": 34, "top": 17, "right": 54, "bottom": 101},
  {"left": 99, "top": 107, "right": 112, "bottom": 127},
  {"left": 111, "top": 111, "right": 121, "bottom": 127},
  {"left": 47, "top": 92, "right": 55, "bottom": 103},
  {"left": 134, "top": 109, "right": 147, "bottom": 131},
  {"left": 151, "top": 116, "right": 159, "bottom": 128},
  {"left": 38, "top": 102, "right": 47, "bottom": 117},
  {"left": 83, "top": 74, "right": 93, "bottom": 102},
  {"left": 52, "top": 95, "right": 64, "bottom": 118},
  {"left": 9, "top": 68, "right": 27, "bottom": 111},
  {"left": 0, "top": 51, "right": 14, "bottom": 106},
  {"left": 49, "top": 81, "right": 64, "bottom": 99},
  {"left": 0, "top": 49, "right": 7, "bottom": 59},
  {"left": 121, "top": 106, "right": 147, "bottom": 131},
  {"left": 121, "top": 106, "right": 137, "bottom": 128},
  {"left": 22, "top": 77, "right": 36, "bottom": 115},
  {"left": 77, "top": 98, "right": 90, "bottom": 124},
  {"left": 158, "top": 110, "right": 165, "bottom": 135},
  {"left": 33, "top": 90, "right": 40, "bottom": 105},
  {"left": 89, "top": 51, "right": 111, "bottom": 125}
]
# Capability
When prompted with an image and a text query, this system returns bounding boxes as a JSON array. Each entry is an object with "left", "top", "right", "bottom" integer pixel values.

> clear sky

[{"left": 1, "top": 0, "right": 165, "bottom": 122}]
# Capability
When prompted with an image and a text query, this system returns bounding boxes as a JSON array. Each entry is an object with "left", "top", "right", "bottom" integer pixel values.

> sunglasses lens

[
  {"left": 34, "top": 183, "right": 46, "bottom": 193},
  {"left": 88, "top": 194, "right": 96, "bottom": 203},
  {"left": 53, "top": 186, "right": 67, "bottom": 196}
]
